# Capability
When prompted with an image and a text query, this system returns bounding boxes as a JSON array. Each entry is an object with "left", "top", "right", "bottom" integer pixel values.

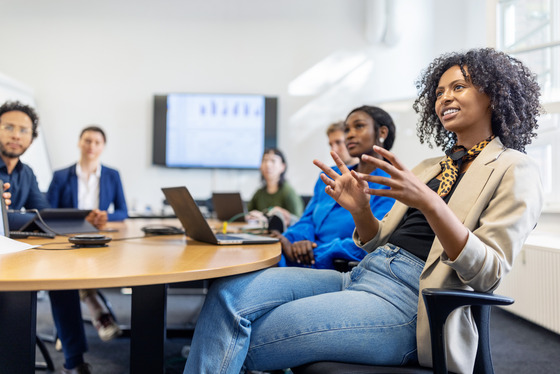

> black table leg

[
  {"left": 0, "top": 291, "right": 37, "bottom": 373},
  {"left": 130, "top": 284, "right": 167, "bottom": 374}
]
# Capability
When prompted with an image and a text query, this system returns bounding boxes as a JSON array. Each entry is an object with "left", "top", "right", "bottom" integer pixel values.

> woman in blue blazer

[
  {"left": 47, "top": 126, "right": 127, "bottom": 344},
  {"left": 277, "top": 105, "right": 396, "bottom": 269}
]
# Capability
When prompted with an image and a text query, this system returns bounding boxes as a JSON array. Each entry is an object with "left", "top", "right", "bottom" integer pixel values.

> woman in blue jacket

[
  {"left": 47, "top": 126, "right": 127, "bottom": 342},
  {"left": 277, "top": 105, "right": 396, "bottom": 269}
]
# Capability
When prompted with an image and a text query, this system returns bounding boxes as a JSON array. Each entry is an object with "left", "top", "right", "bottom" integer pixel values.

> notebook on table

[
  {"left": 211, "top": 192, "right": 246, "bottom": 222},
  {"left": 162, "top": 186, "right": 279, "bottom": 245}
]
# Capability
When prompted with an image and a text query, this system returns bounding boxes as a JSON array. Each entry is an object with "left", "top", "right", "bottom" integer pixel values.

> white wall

[
  {"left": 0, "top": 0, "right": 487, "bottom": 214},
  {"left": 0, "top": 73, "right": 53, "bottom": 191}
]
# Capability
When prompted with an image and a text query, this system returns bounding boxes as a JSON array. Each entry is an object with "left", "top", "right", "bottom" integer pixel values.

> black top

[{"left": 388, "top": 173, "right": 465, "bottom": 261}]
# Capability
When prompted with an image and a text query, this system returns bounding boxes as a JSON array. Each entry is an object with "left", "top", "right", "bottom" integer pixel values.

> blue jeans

[{"left": 183, "top": 244, "right": 424, "bottom": 374}]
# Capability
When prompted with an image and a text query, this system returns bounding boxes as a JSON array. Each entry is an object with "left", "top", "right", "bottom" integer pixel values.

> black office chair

[
  {"left": 333, "top": 258, "right": 360, "bottom": 272},
  {"left": 291, "top": 288, "right": 514, "bottom": 374},
  {"left": 301, "top": 195, "right": 313, "bottom": 208},
  {"left": 35, "top": 336, "right": 55, "bottom": 371}
]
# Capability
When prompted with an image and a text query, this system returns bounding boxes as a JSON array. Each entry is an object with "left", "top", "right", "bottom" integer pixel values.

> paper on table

[{"left": 0, "top": 235, "right": 37, "bottom": 254}]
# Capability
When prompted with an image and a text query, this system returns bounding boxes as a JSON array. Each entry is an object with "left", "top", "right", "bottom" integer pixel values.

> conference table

[{"left": 0, "top": 218, "right": 281, "bottom": 373}]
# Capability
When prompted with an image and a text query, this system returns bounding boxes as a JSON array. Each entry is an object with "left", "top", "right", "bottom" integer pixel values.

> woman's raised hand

[
  {"left": 356, "top": 146, "right": 436, "bottom": 212},
  {"left": 313, "top": 151, "right": 370, "bottom": 215}
]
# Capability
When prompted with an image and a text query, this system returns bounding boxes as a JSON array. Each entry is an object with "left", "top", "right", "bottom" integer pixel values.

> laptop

[
  {"left": 211, "top": 192, "right": 246, "bottom": 222},
  {"left": 162, "top": 186, "right": 279, "bottom": 245},
  {"left": 0, "top": 184, "right": 9, "bottom": 237},
  {"left": 9, "top": 208, "right": 98, "bottom": 235}
]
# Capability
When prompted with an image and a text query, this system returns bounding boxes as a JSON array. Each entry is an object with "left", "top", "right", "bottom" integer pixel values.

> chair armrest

[
  {"left": 421, "top": 288, "right": 514, "bottom": 374},
  {"left": 422, "top": 288, "right": 514, "bottom": 308}
]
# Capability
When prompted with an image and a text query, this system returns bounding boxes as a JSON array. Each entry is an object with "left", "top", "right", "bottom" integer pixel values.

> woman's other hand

[
  {"left": 356, "top": 146, "right": 437, "bottom": 212},
  {"left": 279, "top": 235, "right": 298, "bottom": 263},
  {"left": 291, "top": 240, "right": 317, "bottom": 266},
  {"left": 313, "top": 151, "right": 370, "bottom": 216}
]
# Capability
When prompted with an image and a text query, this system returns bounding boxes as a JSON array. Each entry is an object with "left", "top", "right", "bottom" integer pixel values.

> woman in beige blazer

[{"left": 183, "top": 48, "right": 543, "bottom": 374}]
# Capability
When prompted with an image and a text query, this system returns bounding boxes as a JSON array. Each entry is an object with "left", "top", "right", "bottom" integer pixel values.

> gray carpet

[
  {"left": 35, "top": 287, "right": 202, "bottom": 374},
  {"left": 491, "top": 307, "right": 560, "bottom": 373},
  {"left": 35, "top": 288, "right": 560, "bottom": 374}
]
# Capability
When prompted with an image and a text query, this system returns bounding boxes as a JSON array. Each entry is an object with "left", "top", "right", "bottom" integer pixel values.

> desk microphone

[
  {"left": 68, "top": 234, "right": 112, "bottom": 248},
  {"left": 141, "top": 225, "right": 184, "bottom": 236}
]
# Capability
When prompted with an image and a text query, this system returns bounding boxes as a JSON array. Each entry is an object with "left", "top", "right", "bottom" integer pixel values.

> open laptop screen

[
  {"left": 0, "top": 182, "right": 8, "bottom": 237},
  {"left": 212, "top": 192, "right": 246, "bottom": 222}
]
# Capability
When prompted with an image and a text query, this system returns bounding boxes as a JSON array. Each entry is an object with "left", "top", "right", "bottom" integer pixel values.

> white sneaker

[{"left": 93, "top": 313, "right": 122, "bottom": 341}]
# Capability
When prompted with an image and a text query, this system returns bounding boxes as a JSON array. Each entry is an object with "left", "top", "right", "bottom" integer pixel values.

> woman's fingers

[
  {"left": 313, "top": 159, "right": 341, "bottom": 181},
  {"left": 350, "top": 170, "right": 369, "bottom": 187},
  {"left": 329, "top": 150, "right": 350, "bottom": 174},
  {"left": 356, "top": 172, "right": 395, "bottom": 187},
  {"left": 292, "top": 241, "right": 316, "bottom": 265},
  {"left": 360, "top": 154, "right": 398, "bottom": 177},
  {"left": 313, "top": 151, "right": 352, "bottom": 180},
  {"left": 319, "top": 173, "right": 336, "bottom": 189},
  {"left": 372, "top": 146, "right": 408, "bottom": 171}
]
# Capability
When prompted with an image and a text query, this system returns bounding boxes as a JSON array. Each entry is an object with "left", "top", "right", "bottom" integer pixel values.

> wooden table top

[{"left": 0, "top": 219, "right": 281, "bottom": 291}]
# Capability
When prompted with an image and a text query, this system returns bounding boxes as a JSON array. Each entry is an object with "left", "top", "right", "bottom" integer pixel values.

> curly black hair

[
  {"left": 413, "top": 48, "right": 542, "bottom": 153},
  {"left": 0, "top": 100, "right": 40, "bottom": 139}
]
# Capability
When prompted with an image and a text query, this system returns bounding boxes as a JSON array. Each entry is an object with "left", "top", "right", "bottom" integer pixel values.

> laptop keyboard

[
  {"left": 10, "top": 231, "right": 56, "bottom": 239},
  {"left": 215, "top": 233, "right": 244, "bottom": 240}
]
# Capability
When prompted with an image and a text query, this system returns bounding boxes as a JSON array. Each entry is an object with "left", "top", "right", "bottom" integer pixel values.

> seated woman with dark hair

[
  {"left": 183, "top": 48, "right": 543, "bottom": 374},
  {"left": 275, "top": 105, "right": 396, "bottom": 269},
  {"left": 246, "top": 148, "right": 304, "bottom": 231}
]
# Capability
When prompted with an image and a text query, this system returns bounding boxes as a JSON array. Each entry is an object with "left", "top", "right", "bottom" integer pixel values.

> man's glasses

[{"left": 0, "top": 124, "right": 33, "bottom": 136}]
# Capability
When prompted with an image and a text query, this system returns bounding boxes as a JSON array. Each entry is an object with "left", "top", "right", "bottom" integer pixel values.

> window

[{"left": 496, "top": 0, "right": 560, "bottom": 211}]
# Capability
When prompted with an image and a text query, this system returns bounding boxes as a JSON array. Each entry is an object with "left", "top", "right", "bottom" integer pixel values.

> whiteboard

[{"left": 0, "top": 72, "right": 52, "bottom": 191}]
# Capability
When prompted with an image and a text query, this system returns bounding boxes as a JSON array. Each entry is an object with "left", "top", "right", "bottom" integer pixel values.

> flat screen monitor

[{"left": 153, "top": 93, "right": 277, "bottom": 169}]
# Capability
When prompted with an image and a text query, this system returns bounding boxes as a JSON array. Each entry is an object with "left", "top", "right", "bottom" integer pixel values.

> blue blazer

[
  {"left": 47, "top": 164, "right": 128, "bottom": 221},
  {"left": 282, "top": 165, "right": 395, "bottom": 269}
]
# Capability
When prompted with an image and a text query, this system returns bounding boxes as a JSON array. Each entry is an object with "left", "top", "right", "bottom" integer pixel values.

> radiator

[{"left": 496, "top": 237, "right": 560, "bottom": 335}]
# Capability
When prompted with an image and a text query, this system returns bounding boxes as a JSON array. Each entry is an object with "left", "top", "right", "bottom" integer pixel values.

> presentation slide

[{"left": 165, "top": 93, "right": 265, "bottom": 169}]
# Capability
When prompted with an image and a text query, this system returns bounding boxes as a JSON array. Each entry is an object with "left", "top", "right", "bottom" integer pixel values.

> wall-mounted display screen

[{"left": 153, "top": 93, "right": 277, "bottom": 169}]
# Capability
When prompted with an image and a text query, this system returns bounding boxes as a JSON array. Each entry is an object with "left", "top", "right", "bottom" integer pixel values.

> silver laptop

[
  {"left": 0, "top": 182, "right": 9, "bottom": 237},
  {"left": 162, "top": 186, "right": 279, "bottom": 245},
  {"left": 212, "top": 192, "right": 246, "bottom": 222}
]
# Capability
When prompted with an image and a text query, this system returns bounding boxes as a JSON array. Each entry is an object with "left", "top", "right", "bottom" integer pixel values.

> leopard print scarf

[{"left": 437, "top": 135, "right": 495, "bottom": 197}]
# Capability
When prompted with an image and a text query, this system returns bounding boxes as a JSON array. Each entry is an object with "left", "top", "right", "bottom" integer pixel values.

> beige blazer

[{"left": 355, "top": 137, "right": 543, "bottom": 374}]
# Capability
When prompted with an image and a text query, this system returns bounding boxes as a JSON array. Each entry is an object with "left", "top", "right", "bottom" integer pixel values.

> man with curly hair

[
  {"left": 0, "top": 101, "right": 92, "bottom": 374},
  {"left": 182, "top": 48, "right": 543, "bottom": 374}
]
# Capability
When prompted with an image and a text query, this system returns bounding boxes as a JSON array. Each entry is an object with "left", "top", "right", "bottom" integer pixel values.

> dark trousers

[{"left": 49, "top": 290, "right": 88, "bottom": 367}]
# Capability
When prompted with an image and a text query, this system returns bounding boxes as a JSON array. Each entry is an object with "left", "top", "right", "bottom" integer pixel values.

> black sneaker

[{"left": 61, "top": 362, "right": 92, "bottom": 374}]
